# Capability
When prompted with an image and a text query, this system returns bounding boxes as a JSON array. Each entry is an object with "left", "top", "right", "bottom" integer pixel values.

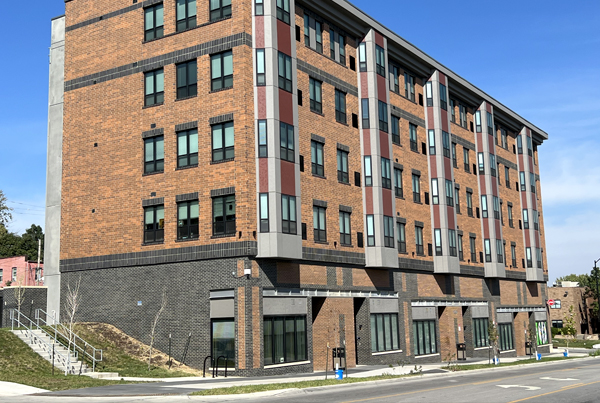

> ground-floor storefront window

[
  {"left": 473, "top": 318, "right": 489, "bottom": 348},
  {"left": 264, "top": 316, "right": 307, "bottom": 365},
  {"left": 370, "top": 313, "right": 399, "bottom": 352},
  {"left": 212, "top": 319, "right": 235, "bottom": 368},
  {"left": 413, "top": 320, "right": 437, "bottom": 355},
  {"left": 536, "top": 321, "right": 548, "bottom": 345},
  {"left": 499, "top": 323, "right": 514, "bottom": 351}
]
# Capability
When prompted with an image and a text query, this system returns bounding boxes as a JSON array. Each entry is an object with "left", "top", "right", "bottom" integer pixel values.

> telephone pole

[{"left": 36, "top": 239, "right": 41, "bottom": 286}]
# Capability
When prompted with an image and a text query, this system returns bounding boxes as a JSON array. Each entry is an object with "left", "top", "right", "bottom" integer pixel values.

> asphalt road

[{"left": 3, "top": 358, "right": 600, "bottom": 402}]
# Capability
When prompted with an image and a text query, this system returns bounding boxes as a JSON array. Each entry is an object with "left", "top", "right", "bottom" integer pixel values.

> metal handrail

[
  {"left": 35, "top": 309, "right": 103, "bottom": 372},
  {"left": 10, "top": 309, "right": 75, "bottom": 375}
]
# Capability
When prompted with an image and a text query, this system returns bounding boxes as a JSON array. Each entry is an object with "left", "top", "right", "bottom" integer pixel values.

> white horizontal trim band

[
  {"left": 372, "top": 349, "right": 403, "bottom": 356},
  {"left": 264, "top": 360, "right": 311, "bottom": 369}
]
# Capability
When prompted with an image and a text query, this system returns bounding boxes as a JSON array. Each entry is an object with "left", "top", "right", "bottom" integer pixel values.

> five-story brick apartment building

[{"left": 45, "top": 0, "right": 550, "bottom": 375}]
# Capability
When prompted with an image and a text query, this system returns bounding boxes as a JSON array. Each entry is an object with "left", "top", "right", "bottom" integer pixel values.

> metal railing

[
  {"left": 10, "top": 309, "right": 75, "bottom": 375},
  {"left": 35, "top": 309, "right": 103, "bottom": 372}
]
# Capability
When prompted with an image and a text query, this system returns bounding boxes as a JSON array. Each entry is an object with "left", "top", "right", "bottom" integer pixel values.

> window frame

[
  {"left": 144, "top": 69, "right": 164, "bottom": 107},
  {"left": 210, "top": 0, "right": 232, "bottom": 21},
  {"left": 470, "top": 236, "right": 477, "bottom": 263},
  {"left": 335, "top": 90, "right": 347, "bottom": 124},
  {"left": 259, "top": 193, "right": 269, "bottom": 233},
  {"left": 412, "top": 174, "right": 421, "bottom": 203},
  {"left": 339, "top": 211, "right": 351, "bottom": 246},
  {"left": 499, "top": 323, "right": 514, "bottom": 351},
  {"left": 281, "top": 195, "right": 297, "bottom": 235},
  {"left": 381, "top": 158, "right": 391, "bottom": 189},
  {"left": 144, "top": 205, "right": 165, "bottom": 244},
  {"left": 364, "top": 156, "right": 373, "bottom": 187},
  {"left": 258, "top": 120, "right": 268, "bottom": 158},
  {"left": 176, "top": 0, "right": 197, "bottom": 32},
  {"left": 383, "top": 216, "right": 394, "bottom": 248},
  {"left": 280, "top": 122, "right": 295, "bottom": 163},
  {"left": 177, "top": 129, "right": 198, "bottom": 168},
  {"left": 415, "top": 226, "right": 424, "bottom": 255},
  {"left": 371, "top": 313, "right": 400, "bottom": 352},
  {"left": 473, "top": 318, "right": 489, "bottom": 348},
  {"left": 445, "top": 179, "right": 454, "bottom": 207},
  {"left": 211, "top": 51, "right": 233, "bottom": 91},
  {"left": 397, "top": 222, "right": 406, "bottom": 253},
  {"left": 309, "top": 78, "right": 323, "bottom": 114},
  {"left": 177, "top": 200, "right": 199, "bottom": 240},
  {"left": 263, "top": 316, "right": 307, "bottom": 365},
  {"left": 484, "top": 239, "right": 492, "bottom": 262},
  {"left": 375, "top": 45, "right": 386, "bottom": 77},
  {"left": 278, "top": 52, "right": 293, "bottom": 92},
  {"left": 313, "top": 205, "right": 327, "bottom": 242},
  {"left": 361, "top": 99, "right": 370, "bottom": 129},
  {"left": 378, "top": 101, "right": 388, "bottom": 132},
  {"left": 212, "top": 194, "right": 236, "bottom": 236},
  {"left": 404, "top": 73, "right": 415, "bottom": 101},
  {"left": 366, "top": 215, "right": 375, "bottom": 247},
  {"left": 144, "top": 4, "right": 164, "bottom": 41},
  {"left": 211, "top": 121, "right": 235, "bottom": 162},
  {"left": 434, "top": 229, "right": 442, "bottom": 256},
  {"left": 394, "top": 168, "right": 403, "bottom": 198},
  {"left": 409, "top": 123, "right": 418, "bottom": 152},
  {"left": 337, "top": 149, "right": 349, "bottom": 184},
  {"left": 144, "top": 136, "right": 164, "bottom": 174},
  {"left": 176, "top": 59, "right": 198, "bottom": 99},
  {"left": 413, "top": 319, "right": 437, "bottom": 356},
  {"left": 256, "top": 49, "right": 266, "bottom": 86},
  {"left": 311, "top": 140, "right": 324, "bottom": 177}
]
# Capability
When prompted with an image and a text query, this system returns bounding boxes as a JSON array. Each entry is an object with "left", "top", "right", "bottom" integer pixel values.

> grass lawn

[
  {"left": 552, "top": 339, "right": 598, "bottom": 349},
  {"left": 0, "top": 328, "right": 134, "bottom": 391},
  {"left": 452, "top": 356, "right": 574, "bottom": 371}
]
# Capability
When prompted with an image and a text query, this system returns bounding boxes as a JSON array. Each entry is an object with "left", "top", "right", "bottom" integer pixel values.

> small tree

[
  {"left": 488, "top": 321, "right": 499, "bottom": 365},
  {"left": 148, "top": 289, "right": 167, "bottom": 371},
  {"left": 13, "top": 276, "right": 26, "bottom": 314},
  {"left": 64, "top": 275, "right": 82, "bottom": 354},
  {"left": 527, "top": 324, "right": 538, "bottom": 357},
  {"left": 0, "top": 190, "right": 13, "bottom": 228},
  {"left": 562, "top": 305, "right": 577, "bottom": 351}
]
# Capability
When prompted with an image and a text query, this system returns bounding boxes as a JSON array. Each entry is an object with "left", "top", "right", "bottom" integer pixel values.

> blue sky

[{"left": 0, "top": 0, "right": 598, "bottom": 284}]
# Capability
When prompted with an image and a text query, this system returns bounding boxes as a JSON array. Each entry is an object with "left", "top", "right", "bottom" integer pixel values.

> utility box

[
  {"left": 525, "top": 341, "right": 533, "bottom": 356},
  {"left": 332, "top": 347, "right": 346, "bottom": 370},
  {"left": 456, "top": 343, "right": 467, "bottom": 360}
]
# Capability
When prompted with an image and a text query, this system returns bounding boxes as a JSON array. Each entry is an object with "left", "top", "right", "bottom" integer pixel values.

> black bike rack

[
  {"left": 214, "top": 355, "right": 229, "bottom": 378},
  {"left": 203, "top": 355, "right": 213, "bottom": 378}
]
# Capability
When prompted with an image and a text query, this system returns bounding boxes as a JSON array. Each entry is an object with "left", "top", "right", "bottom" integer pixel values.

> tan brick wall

[
  {"left": 352, "top": 269, "right": 389, "bottom": 288},
  {"left": 438, "top": 307, "right": 463, "bottom": 360},
  {"left": 237, "top": 287, "right": 246, "bottom": 369},
  {"left": 276, "top": 263, "right": 328, "bottom": 286},
  {"left": 514, "top": 312, "right": 528, "bottom": 356},
  {"left": 500, "top": 280, "right": 518, "bottom": 305},
  {"left": 252, "top": 287, "right": 261, "bottom": 368},
  {"left": 460, "top": 277, "right": 483, "bottom": 299},
  {"left": 416, "top": 274, "right": 445, "bottom": 298}
]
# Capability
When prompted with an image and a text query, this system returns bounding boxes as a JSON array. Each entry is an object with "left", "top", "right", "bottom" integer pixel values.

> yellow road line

[{"left": 507, "top": 380, "right": 600, "bottom": 403}]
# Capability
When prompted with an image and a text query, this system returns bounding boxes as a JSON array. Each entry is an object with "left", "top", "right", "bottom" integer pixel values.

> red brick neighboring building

[
  {"left": 548, "top": 285, "right": 594, "bottom": 335},
  {"left": 0, "top": 256, "right": 44, "bottom": 288},
  {"left": 45, "top": 0, "right": 550, "bottom": 376}
]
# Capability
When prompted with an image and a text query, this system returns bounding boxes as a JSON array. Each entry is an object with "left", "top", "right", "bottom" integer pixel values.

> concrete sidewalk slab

[{"left": 0, "top": 381, "right": 48, "bottom": 396}]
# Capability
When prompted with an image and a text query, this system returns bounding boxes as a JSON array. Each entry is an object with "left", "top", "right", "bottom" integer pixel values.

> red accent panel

[
  {"left": 439, "top": 73, "right": 446, "bottom": 86},
  {"left": 279, "top": 89, "right": 294, "bottom": 125},
  {"left": 441, "top": 112, "right": 449, "bottom": 132},
  {"left": 479, "top": 175, "right": 487, "bottom": 194},
  {"left": 443, "top": 158, "right": 452, "bottom": 179},
  {"left": 430, "top": 156, "right": 437, "bottom": 177},
  {"left": 531, "top": 193, "right": 537, "bottom": 207},
  {"left": 257, "top": 86, "right": 267, "bottom": 119},
  {"left": 259, "top": 158, "right": 269, "bottom": 192},
  {"left": 379, "top": 131, "right": 390, "bottom": 159},
  {"left": 447, "top": 206, "right": 455, "bottom": 229},
  {"left": 277, "top": 20, "right": 291, "bottom": 55},
  {"left": 482, "top": 220, "right": 490, "bottom": 239},
  {"left": 427, "top": 113, "right": 434, "bottom": 129},
  {"left": 495, "top": 222, "right": 502, "bottom": 239},
  {"left": 363, "top": 130, "right": 371, "bottom": 154},
  {"left": 382, "top": 189, "right": 393, "bottom": 216},
  {"left": 491, "top": 180, "right": 498, "bottom": 196},
  {"left": 524, "top": 231, "right": 531, "bottom": 248},
  {"left": 255, "top": 16, "right": 265, "bottom": 48},
  {"left": 432, "top": 206, "right": 440, "bottom": 228},
  {"left": 280, "top": 160, "right": 296, "bottom": 196},
  {"left": 476, "top": 132, "right": 483, "bottom": 147},
  {"left": 486, "top": 103, "right": 492, "bottom": 113},
  {"left": 375, "top": 32, "right": 384, "bottom": 47},
  {"left": 365, "top": 188, "right": 374, "bottom": 214},
  {"left": 360, "top": 74, "right": 369, "bottom": 98},
  {"left": 377, "top": 75, "right": 386, "bottom": 101}
]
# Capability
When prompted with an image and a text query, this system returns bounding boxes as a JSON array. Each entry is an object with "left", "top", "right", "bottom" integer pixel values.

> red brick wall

[
  {"left": 312, "top": 297, "right": 356, "bottom": 370},
  {"left": 0, "top": 257, "right": 43, "bottom": 287}
]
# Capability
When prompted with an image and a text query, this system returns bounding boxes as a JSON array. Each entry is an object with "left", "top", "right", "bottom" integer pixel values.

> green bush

[{"left": 551, "top": 327, "right": 562, "bottom": 337}]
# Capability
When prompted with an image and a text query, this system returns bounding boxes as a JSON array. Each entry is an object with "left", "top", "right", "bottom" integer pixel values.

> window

[
  {"left": 313, "top": 206, "right": 327, "bottom": 242},
  {"left": 415, "top": 226, "right": 424, "bottom": 255},
  {"left": 439, "top": 83, "right": 447, "bottom": 110},
  {"left": 364, "top": 156, "right": 372, "bottom": 186},
  {"left": 255, "top": 0, "right": 263, "bottom": 15},
  {"left": 309, "top": 78, "right": 322, "bottom": 114},
  {"left": 434, "top": 229, "right": 442, "bottom": 256},
  {"left": 12, "top": 268, "right": 17, "bottom": 282},
  {"left": 303, "top": 15, "right": 309, "bottom": 46},
  {"left": 511, "top": 244, "right": 517, "bottom": 267},
  {"left": 450, "top": 99, "right": 456, "bottom": 122},
  {"left": 404, "top": 73, "right": 415, "bottom": 101},
  {"left": 390, "top": 65, "right": 400, "bottom": 93},
  {"left": 259, "top": 193, "right": 269, "bottom": 233},
  {"left": 489, "top": 154, "right": 496, "bottom": 177},
  {"left": 425, "top": 82, "right": 433, "bottom": 107},
  {"left": 177, "top": 200, "right": 199, "bottom": 240},
  {"left": 493, "top": 196, "right": 500, "bottom": 220},
  {"left": 458, "top": 234, "right": 463, "bottom": 260},
  {"left": 144, "top": 69, "right": 164, "bottom": 106},
  {"left": 505, "top": 167, "right": 510, "bottom": 188},
  {"left": 552, "top": 320, "right": 563, "bottom": 328},
  {"left": 443, "top": 180, "right": 453, "bottom": 207},
  {"left": 211, "top": 51, "right": 233, "bottom": 91},
  {"left": 176, "top": 0, "right": 196, "bottom": 31},
  {"left": 478, "top": 152, "right": 485, "bottom": 175},
  {"left": 397, "top": 222, "right": 406, "bottom": 253},
  {"left": 431, "top": 179, "right": 439, "bottom": 205},
  {"left": 381, "top": 158, "right": 391, "bottom": 189},
  {"left": 337, "top": 149, "right": 349, "bottom": 183},
  {"left": 315, "top": 21, "right": 323, "bottom": 53},
  {"left": 213, "top": 195, "right": 236, "bottom": 236},
  {"left": 519, "top": 171, "right": 526, "bottom": 191},
  {"left": 413, "top": 320, "right": 437, "bottom": 356},
  {"left": 144, "top": 4, "right": 164, "bottom": 41},
  {"left": 371, "top": 313, "right": 399, "bottom": 352},
  {"left": 264, "top": 316, "right": 307, "bottom": 365},
  {"left": 530, "top": 172, "right": 536, "bottom": 193},
  {"left": 366, "top": 215, "right": 375, "bottom": 246},
  {"left": 361, "top": 99, "right": 370, "bottom": 129},
  {"left": 551, "top": 300, "right": 562, "bottom": 309},
  {"left": 428, "top": 130, "right": 436, "bottom": 155},
  {"left": 496, "top": 239, "right": 503, "bottom": 263},
  {"left": 463, "top": 148, "right": 470, "bottom": 172},
  {"left": 278, "top": 52, "right": 292, "bottom": 92},
  {"left": 517, "top": 135, "right": 523, "bottom": 154},
  {"left": 358, "top": 43, "right": 367, "bottom": 72},
  {"left": 391, "top": 116, "right": 400, "bottom": 144},
  {"left": 442, "top": 131, "right": 450, "bottom": 158},
  {"left": 144, "top": 205, "right": 164, "bottom": 243},
  {"left": 533, "top": 210, "right": 539, "bottom": 231},
  {"left": 412, "top": 174, "right": 421, "bottom": 203},
  {"left": 210, "top": 0, "right": 232, "bottom": 21},
  {"left": 144, "top": 136, "right": 164, "bottom": 174},
  {"left": 452, "top": 143, "right": 457, "bottom": 167},
  {"left": 256, "top": 49, "right": 266, "bottom": 86},
  {"left": 508, "top": 204, "right": 514, "bottom": 227},
  {"left": 335, "top": 90, "right": 346, "bottom": 123},
  {"left": 394, "top": 168, "right": 403, "bottom": 198},
  {"left": 473, "top": 318, "right": 489, "bottom": 348},
  {"left": 378, "top": 101, "right": 388, "bottom": 132},
  {"left": 536, "top": 248, "right": 543, "bottom": 268},
  {"left": 484, "top": 239, "right": 491, "bottom": 262},
  {"left": 409, "top": 123, "right": 418, "bottom": 152},
  {"left": 311, "top": 141, "right": 324, "bottom": 176},
  {"left": 470, "top": 236, "right": 477, "bottom": 262},
  {"left": 212, "top": 318, "right": 235, "bottom": 368},
  {"left": 501, "top": 127, "right": 508, "bottom": 149},
  {"left": 330, "top": 30, "right": 345, "bottom": 64},
  {"left": 280, "top": 122, "right": 295, "bottom": 162},
  {"left": 481, "top": 195, "right": 488, "bottom": 218},
  {"left": 281, "top": 195, "right": 297, "bottom": 234},
  {"left": 455, "top": 188, "right": 460, "bottom": 214},
  {"left": 375, "top": 45, "right": 385, "bottom": 76},
  {"left": 499, "top": 323, "right": 514, "bottom": 351},
  {"left": 177, "top": 129, "right": 198, "bottom": 168},
  {"left": 384, "top": 216, "right": 394, "bottom": 248},
  {"left": 212, "top": 121, "right": 234, "bottom": 162},
  {"left": 475, "top": 111, "right": 482, "bottom": 133},
  {"left": 527, "top": 136, "right": 533, "bottom": 157},
  {"left": 339, "top": 211, "right": 351, "bottom": 246},
  {"left": 487, "top": 112, "right": 494, "bottom": 136},
  {"left": 0, "top": 269, "right": 2, "bottom": 283},
  {"left": 466, "top": 191, "right": 473, "bottom": 217},
  {"left": 459, "top": 104, "right": 467, "bottom": 128},
  {"left": 258, "top": 120, "right": 268, "bottom": 157},
  {"left": 176, "top": 60, "right": 197, "bottom": 99}
]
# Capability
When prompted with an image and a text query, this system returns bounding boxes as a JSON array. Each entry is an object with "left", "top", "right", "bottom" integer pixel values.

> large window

[
  {"left": 449, "top": 230, "right": 457, "bottom": 257},
  {"left": 458, "top": 234, "right": 463, "bottom": 260},
  {"left": 450, "top": 99, "right": 456, "bottom": 122},
  {"left": 339, "top": 211, "right": 351, "bottom": 246},
  {"left": 145, "top": 69, "right": 164, "bottom": 106},
  {"left": 463, "top": 147, "right": 470, "bottom": 172},
  {"left": 335, "top": 90, "right": 346, "bottom": 123},
  {"left": 309, "top": 78, "right": 322, "bottom": 114},
  {"left": 431, "top": 179, "right": 439, "bottom": 205},
  {"left": 144, "top": 136, "right": 164, "bottom": 174},
  {"left": 505, "top": 166, "right": 510, "bottom": 188},
  {"left": 275, "top": 0, "right": 290, "bottom": 24},
  {"left": 313, "top": 206, "right": 327, "bottom": 242},
  {"left": 177, "top": 129, "right": 198, "bottom": 168},
  {"left": 381, "top": 158, "right": 391, "bottom": 189},
  {"left": 390, "top": 65, "right": 400, "bottom": 93},
  {"left": 511, "top": 244, "right": 517, "bottom": 267},
  {"left": 264, "top": 316, "right": 306, "bottom": 365},
  {"left": 413, "top": 320, "right": 437, "bottom": 356},
  {"left": 375, "top": 45, "right": 385, "bottom": 77},
  {"left": 364, "top": 156, "right": 372, "bottom": 186},
  {"left": 392, "top": 116, "right": 400, "bottom": 145},
  {"left": 311, "top": 141, "right": 324, "bottom": 176},
  {"left": 397, "top": 222, "right": 406, "bottom": 253},
  {"left": 439, "top": 83, "right": 447, "bottom": 110},
  {"left": 493, "top": 196, "right": 500, "bottom": 220},
  {"left": 442, "top": 131, "right": 450, "bottom": 158},
  {"left": 337, "top": 149, "right": 349, "bottom": 183},
  {"left": 366, "top": 215, "right": 375, "bottom": 246},
  {"left": 428, "top": 130, "right": 436, "bottom": 155},
  {"left": 523, "top": 209, "right": 530, "bottom": 229},
  {"left": 412, "top": 174, "right": 421, "bottom": 203},
  {"left": 378, "top": 101, "right": 388, "bottom": 132},
  {"left": 258, "top": 120, "right": 268, "bottom": 157},
  {"left": 394, "top": 168, "right": 403, "bottom": 198},
  {"left": 526, "top": 247, "right": 533, "bottom": 268},
  {"left": 496, "top": 239, "right": 504, "bottom": 263},
  {"left": 330, "top": 29, "right": 345, "bottom": 64},
  {"left": 371, "top": 313, "right": 399, "bottom": 352},
  {"left": 256, "top": 49, "right": 266, "bottom": 86},
  {"left": 409, "top": 124, "right": 418, "bottom": 152},
  {"left": 260, "top": 193, "right": 269, "bottom": 233},
  {"left": 255, "top": 0, "right": 264, "bottom": 15},
  {"left": 281, "top": 195, "right": 297, "bottom": 234},
  {"left": 176, "top": 60, "right": 197, "bottom": 99},
  {"left": 499, "top": 323, "right": 514, "bottom": 351},
  {"left": 384, "top": 216, "right": 394, "bottom": 248},
  {"left": 434, "top": 229, "right": 442, "bottom": 256},
  {"left": 144, "top": 205, "right": 164, "bottom": 243},
  {"left": 358, "top": 43, "right": 367, "bottom": 72},
  {"left": 490, "top": 154, "right": 497, "bottom": 177},
  {"left": 452, "top": 143, "right": 457, "bottom": 167},
  {"left": 210, "top": 0, "right": 232, "bottom": 21},
  {"left": 212, "top": 121, "right": 234, "bottom": 162},
  {"left": 144, "top": 4, "right": 164, "bottom": 41},
  {"left": 280, "top": 122, "right": 295, "bottom": 162},
  {"left": 470, "top": 236, "right": 477, "bottom": 262},
  {"left": 361, "top": 99, "right": 370, "bottom": 129},
  {"left": 213, "top": 195, "right": 236, "bottom": 236},
  {"left": 459, "top": 104, "right": 467, "bottom": 129},
  {"left": 473, "top": 318, "right": 489, "bottom": 348},
  {"left": 445, "top": 180, "right": 454, "bottom": 207},
  {"left": 478, "top": 152, "right": 485, "bottom": 175},
  {"left": 176, "top": 0, "right": 196, "bottom": 31},
  {"left": 212, "top": 318, "right": 235, "bottom": 368},
  {"left": 455, "top": 187, "right": 461, "bottom": 214},
  {"left": 177, "top": 200, "right": 199, "bottom": 240},
  {"left": 404, "top": 73, "right": 415, "bottom": 101},
  {"left": 481, "top": 195, "right": 488, "bottom": 218},
  {"left": 517, "top": 135, "right": 523, "bottom": 154},
  {"left": 211, "top": 51, "right": 233, "bottom": 91},
  {"left": 415, "top": 226, "right": 424, "bottom": 255},
  {"left": 278, "top": 52, "right": 292, "bottom": 92},
  {"left": 484, "top": 239, "right": 492, "bottom": 262}
]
